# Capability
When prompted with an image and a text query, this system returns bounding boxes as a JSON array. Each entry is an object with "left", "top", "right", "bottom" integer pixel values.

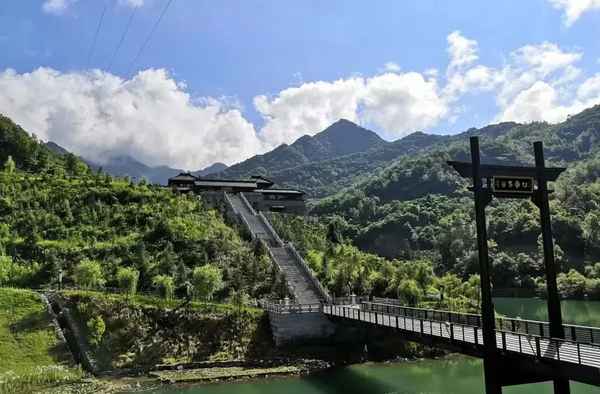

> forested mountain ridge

[
  {"left": 309, "top": 105, "right": 600, "bottom": 298},
  {"left": 218, "top": 119, "right": 386, "bottom": 182}
]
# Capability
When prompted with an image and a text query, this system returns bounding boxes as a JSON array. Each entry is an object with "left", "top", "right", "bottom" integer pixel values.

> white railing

[
  {"left": 286, "top": 242, "right": 332, "bottom": 304},
  {"left": 259, "top": 299, "right": 322, "bottom": 314},
  {"left": 239, "top": 192, "right": 258, "bottom": 215},
  {"left": 258, "top": 212, "right": 284, "bottom": 247}
]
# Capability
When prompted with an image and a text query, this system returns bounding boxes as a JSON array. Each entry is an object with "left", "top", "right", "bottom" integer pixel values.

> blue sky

[{"left": 1, "top": 0, "right": 600, "bottom": 169}]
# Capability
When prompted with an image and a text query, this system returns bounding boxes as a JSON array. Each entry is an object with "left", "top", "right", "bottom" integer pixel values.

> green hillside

[
  {"left": 0, "top": 116, "right": 277, "bottom": 302},
  {"left": 310, "top": 105, "right": 600, "bottom": 298}
]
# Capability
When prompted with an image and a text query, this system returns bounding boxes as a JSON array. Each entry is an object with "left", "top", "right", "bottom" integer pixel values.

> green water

[{"left": 142, "top": 299, "right": 600, "bottom": 394}]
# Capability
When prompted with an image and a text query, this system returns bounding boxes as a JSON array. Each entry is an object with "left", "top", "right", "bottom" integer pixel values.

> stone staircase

[{"left": 225, "top": 192, "right": 326, "bottom": 304}]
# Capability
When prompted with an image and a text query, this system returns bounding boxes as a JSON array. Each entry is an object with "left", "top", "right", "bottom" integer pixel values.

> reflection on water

[{"left": 140, "top": 299, "right": 600, "bottom": 394}]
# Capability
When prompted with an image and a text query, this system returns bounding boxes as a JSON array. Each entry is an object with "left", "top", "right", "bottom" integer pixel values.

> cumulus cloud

[
  {"left": 549, "top": 0, "right": 600, "bottom": 26},
  {"left": 255, "top": 79, "right": 364, "bottom": 148},
  {"left": 0, "top": 68, "right": 263, "bottom": 170},
  {"left": 3, "top": 31, "right": 600, "bottom": 168}
]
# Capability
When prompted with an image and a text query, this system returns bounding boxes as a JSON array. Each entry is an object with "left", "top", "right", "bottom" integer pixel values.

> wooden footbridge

[{"left": 323, "top": 301, "right": 600, "bottom": 388}]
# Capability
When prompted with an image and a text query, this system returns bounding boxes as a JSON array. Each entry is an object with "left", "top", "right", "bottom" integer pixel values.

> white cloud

[
  {"left": 447, "top": 30, "right": 479, "bottom": 74},
  {"left": 42, "top": 0, "right": 77, "bottom": 15},
  {"left": 118, "top": 0, "right": 144, "bottom": 8},
  {"left": 548, "top": 0, "right": 600, "bottom": 26},
  {"left": 0, "top": 68, "right": 263, "bottom": 170},
  {"left": 43, "top": 0, "right": 142, "bottom": 15},
  {"left": 255, "top": 78, "right": 364, "bottom": 147},
  {"left": 360, "top": 72, "right": 447, "bottom": 135},
  {"left": 383, "top": 62, "right": 401, "bottom": 72},
  {"left": 3, "top": 31, "right": 600, "bottom": 169}
]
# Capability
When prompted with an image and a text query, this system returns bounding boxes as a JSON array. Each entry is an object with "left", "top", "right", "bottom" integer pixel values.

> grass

[
  {"left": 60, "top": 289, "right": 263, "bottom": 316},
  {"left": 150, "top": 365, "right": 301, "bottom": 383},
  {"left": 0, "top": 287, "right": 83, "bottom": 393}
]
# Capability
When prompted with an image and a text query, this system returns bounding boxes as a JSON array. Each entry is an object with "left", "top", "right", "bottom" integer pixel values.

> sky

[{"left": 0, "top": 0, "right": 600, "bottom": 170}]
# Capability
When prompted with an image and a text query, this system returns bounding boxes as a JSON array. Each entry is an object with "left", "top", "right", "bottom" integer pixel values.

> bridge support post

[
  {"left": 470, "top": 137, "right": 502, "bottom": 394},
  {"left": 533, "top": 142, "right": 571, "bottom": 394}
]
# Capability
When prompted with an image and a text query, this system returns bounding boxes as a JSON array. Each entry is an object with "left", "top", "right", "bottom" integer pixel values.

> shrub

[
  {"left": 152, "top": 275, "right": 174, "bottom": 300},
  {"left": 87, "top": 316, "right": 105, "bottom": 347},
  {"left": 73, "top": 259, "right": 105, "bottom": 289},
  {"left": 191, "top": 264, "right": 223, "bottom": 301},
  {"left": 116, "top": 267, "right": 139, "bottom": 297}
]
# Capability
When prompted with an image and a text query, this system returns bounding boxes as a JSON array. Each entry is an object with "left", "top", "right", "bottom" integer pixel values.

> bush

[
  {"left": 73, "top": 259, "right": 105, "bottom": 289},
  {"left": 191, "top": 264, "right": 223, "bottom": 301},
  {"left": 87, "top": 316, "right": 105, "bottom": 347},
  {"left": 152, "top": 275, "right": 174, "bottom": 300},
  {"left": 116, "top": 267, "right": 139, "bottom": 297}
]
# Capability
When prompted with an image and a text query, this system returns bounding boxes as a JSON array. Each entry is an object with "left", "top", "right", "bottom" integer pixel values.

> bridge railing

[
  {"left": 259, "top": 300, "right": 322, "bottom": 314},
  {"left": 362, "top": 302, "right": 482, "bottom": 327},
  {"left": 333, "top": 295, "right": 371, "bottom": 305},
  {"left": 324, "top": 304, "right": 600, "bottom": 369},
  {"left": 363, "top": 299, "right": 600, "bottom": 345},
  {"left": 497, "top": 317, "right": 600, "bottom": 345}
]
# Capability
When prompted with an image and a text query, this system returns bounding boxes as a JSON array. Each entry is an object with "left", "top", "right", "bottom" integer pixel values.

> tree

[
  {"left": 152, "top": 274, "right": 174, "bottom": 300},
  {"left": 3, "top": 156, "right": 15, "bottom": 174},
  {"left": 192, "top": 264, "right": 223, "bottom": 301},
  {"left": 73, "top": 259, "right": 105, "bottom": 289},
  {"left": 116, "top": 267, "right": 139, "bottom": 297},
  {"left": 397, "top": 279, "right": 421, "bottom": 306}
]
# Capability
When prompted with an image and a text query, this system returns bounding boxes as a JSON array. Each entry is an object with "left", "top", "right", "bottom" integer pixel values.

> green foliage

[
  {"left": 73, "top": 259, "right": 105, "bottom": 289},
  {"left": 0, "top": 113, "right": 275, "bottom": 302},
  {"left": 152, "top": 274, "right": 174, "bottom": 300},
  {"left": 192, "top": 264, "right": 223, "bottom": 301},
  {"left": 86, "top": 315, "right": 106, "bottom": 347},
  {"left": 3, "top": 155, "right": 15, "bottom": 174},
  {"left": 116, "top": 267, "right": 139, "bottom": 296}
]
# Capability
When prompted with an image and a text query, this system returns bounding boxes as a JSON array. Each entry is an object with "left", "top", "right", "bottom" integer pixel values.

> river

[{"left": 141, "top": 298, "right": 600, "bottom": 394}]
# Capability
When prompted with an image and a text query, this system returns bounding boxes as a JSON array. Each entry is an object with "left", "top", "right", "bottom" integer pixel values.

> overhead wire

[
  {"left": 106, "top": 7, "right": 138, "bottom": 72},
  {"left": 126, "top": 0, "right": 174, "bottom": 77},
  {"left": 86, "top": 1, "right": 109, "bottom": 68}
]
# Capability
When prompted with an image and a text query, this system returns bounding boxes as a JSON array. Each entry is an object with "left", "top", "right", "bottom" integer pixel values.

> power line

[
  {"left": 86, "top": 1, "right": 109, "bottom": 68},
  {"left": 126, "top": 0, "right": 174, "bottom": 76},
  {"left": 106, "top": 7, "right": 138, "bottom": 72}
]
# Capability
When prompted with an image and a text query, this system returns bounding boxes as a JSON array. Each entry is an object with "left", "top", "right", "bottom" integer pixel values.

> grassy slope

[
  {"left": 0, "top": 288, "right": 82, "bottom": 393},
  {"left": 60, "top": 290, "right": 272, "bottom": 371}
]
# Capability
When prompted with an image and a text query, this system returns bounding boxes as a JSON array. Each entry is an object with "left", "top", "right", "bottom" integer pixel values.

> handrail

[
  {"left": 239, "top": 192, "right": 257, "bottom": 215},
  {"left": 362, "top": 300, "right": 600, "bottom": 344},
  {"left": 258, "top": 212, "right": 284, "bottom": 247},
  {"left": 259, "top": 300, "right": 322, "bottom": 314},
  {"left": 324, "top": 304, "right": 600, "bottom": 369},
  {"left": 286, "top": 242, "right": 332, "bottom": 304}
]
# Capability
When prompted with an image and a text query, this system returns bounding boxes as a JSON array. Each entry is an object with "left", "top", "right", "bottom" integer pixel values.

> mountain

[
  {"left": 85, "top": 155, "right": 227, "bottom": 185},
  {"left": 44, "top": 141, "right": 70, "bottom": 156},
  {"left": 219, "top": 119, "right": 385, "bottom": 181},
  {"left": 312, "top": 105, "right": 600, "bottom": 267},
  {"left": 194, "top": 162, "right": 228, "bottom": 177}
]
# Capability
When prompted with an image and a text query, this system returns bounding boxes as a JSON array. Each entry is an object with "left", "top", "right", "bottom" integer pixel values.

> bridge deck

[{"left": 323, "top": 304, "right": 600, "bottom": 371}]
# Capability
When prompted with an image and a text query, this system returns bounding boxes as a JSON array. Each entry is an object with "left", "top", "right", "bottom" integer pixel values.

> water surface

[{"left": 141, "top": 298, "right": 600, "bottom": 394}]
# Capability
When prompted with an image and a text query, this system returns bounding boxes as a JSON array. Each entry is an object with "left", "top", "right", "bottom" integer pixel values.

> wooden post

[
  {"left": 533, "top": 141, "right": 570, "bottom": 394},
  {"left": 470, "top": 137, "right": 502, "bottom": 394}
]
